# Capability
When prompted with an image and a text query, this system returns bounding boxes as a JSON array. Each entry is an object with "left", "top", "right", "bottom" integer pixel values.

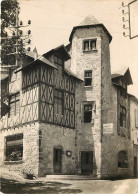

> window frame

[
  {"left": 83, "top": 104, "right": 92, "bottom": 123},
  {"left": 9, "top": 92, "right": 20, "bottom": 117},
  {"left": 54, "top": 55, "right": 63, "bottom": 76},
  {"left": 54, "top": 89, "right": 64, "bottom": 115},
  {"left": 83, "top": 39, "right": 97, "bottom": 52},
  {"left": 5, "top": 133, "right": 23, "bottom": 162},
  {"left": 118, "top": 151, "right": 128, "bottom": 168},
  {"left": 84, "top": 70, "right": 92, "bottom": 87}
]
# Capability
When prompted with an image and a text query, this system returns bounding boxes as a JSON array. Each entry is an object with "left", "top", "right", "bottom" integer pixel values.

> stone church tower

[{"left": 69, "top": 15, "right": 113, "bottom": 177}]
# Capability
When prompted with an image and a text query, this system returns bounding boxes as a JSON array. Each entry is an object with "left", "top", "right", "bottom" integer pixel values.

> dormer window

[
  {"left": 54, "top": 56, "right": 63, "bottom": 76},
  {"left": 83, "top": 39, "right": 96, "bottom": 51}
]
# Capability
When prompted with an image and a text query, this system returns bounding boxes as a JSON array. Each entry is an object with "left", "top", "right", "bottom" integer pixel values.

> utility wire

[{"left": 21, "top": 2, "right": 123, "bottom": 25}]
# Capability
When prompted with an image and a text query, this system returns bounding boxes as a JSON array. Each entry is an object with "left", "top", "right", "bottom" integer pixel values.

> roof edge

[
  {"left": 69, "top": 24, "right": 112, "bottom": 43},
  {"left": 43, "top": 44, "right": 71, "bottom": 61}
]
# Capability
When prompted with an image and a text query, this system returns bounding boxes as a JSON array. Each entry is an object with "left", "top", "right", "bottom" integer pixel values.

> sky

[{"left": 19, "top": 0, "right": 138, "bottom": 98}]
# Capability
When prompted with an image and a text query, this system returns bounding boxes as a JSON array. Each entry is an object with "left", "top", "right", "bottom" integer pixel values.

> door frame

[
  {"left": 81, "top": 151, "right": 93, "bottom": 174},
  {"left": 53, "top": 148, "right": 62, "bottom": 173}
]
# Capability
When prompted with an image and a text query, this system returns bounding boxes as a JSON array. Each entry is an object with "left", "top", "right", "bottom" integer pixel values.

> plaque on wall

[{"left": 103, "top": 123, "right": 114, "bottom": 134}]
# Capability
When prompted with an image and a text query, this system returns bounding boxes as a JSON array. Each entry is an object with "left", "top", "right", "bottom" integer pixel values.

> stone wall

[
  {"left": 38, "top": 123, "right": 76, "bottom": 176},
  {"left": 70, "top": 26, "right": 104, "bottom": 177},
  {"left": 130, "top": 97, "right": 138, "bottom": 144},
  {"left": 70, "top": 25, "right": 133, "bottom": 178},
  {"left": 0, "top": 122, "right": 39, "bottom": 177},
  {"left": 101, "top": 85, "right": 133, "bottom": 178}
]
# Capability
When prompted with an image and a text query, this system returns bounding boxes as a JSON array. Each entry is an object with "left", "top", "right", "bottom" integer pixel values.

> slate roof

[
  {"left": 69, "top": 15, "right": 112, "bottom": 43},
  {"left": 79, "top": 15, "right": 99, "bottom": 26},
  {"left": 43, "top": 45, "right": 70, "bottom": 61},
  {"left": 15, "top": 53, "right": 57, "bottom": 73},
  {"left": 111, "top": 67, "right": 133, "bottom": 85}
]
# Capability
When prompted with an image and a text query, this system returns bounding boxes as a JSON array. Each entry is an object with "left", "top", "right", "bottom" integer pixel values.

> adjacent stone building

[{"left": 0, "top": 15, "right": 138, "bottom": 178}]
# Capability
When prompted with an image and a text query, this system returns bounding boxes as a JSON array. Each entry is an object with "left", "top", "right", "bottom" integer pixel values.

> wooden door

[
  {"left": 81, "top": 151, "right": 93, "bottom": 174},
  {"left": 53, "top": 149, "right": 62, "bottom": 173},
  {"left": 134, "top": 156, "right": 137, "bottom": 178}
]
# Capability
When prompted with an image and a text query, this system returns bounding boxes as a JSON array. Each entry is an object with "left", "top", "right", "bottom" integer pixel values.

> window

[
  {"left": 120, "top": 106, "right": 126, "bottom": 128},
  {"left": 118, "top": 151, "right": 128, "bottom": 168},
  {"left": 6, "top": 134, "right": 23, "bottom": 161},
  {"left": 54, "top": 56, "right": 63, "bottom": 76},
  {"left": 135, "top": 109, "right": 138, "bottom": 128},
  {"left": 83, "top": 39, "right": 96, "bottom": 51},
  {"left": 120, "top": 88, "right": 127, "bottom": 98},
  {"left": 84, "top": 70, "right": 92, "bottom": 86},
  {"left": 9, "top": 93, "right": 20, "bottom": 117},
  {"left": 84, "top": 104, "right": 92, "bottom": 123},
  {"left": 54, "top": 89, "right": 63, "bottom": 115}
]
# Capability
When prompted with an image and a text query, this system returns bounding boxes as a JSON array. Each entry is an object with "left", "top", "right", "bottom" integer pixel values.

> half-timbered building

[{"left": 0, "top": 15, "right": 138, "bottom": 178}]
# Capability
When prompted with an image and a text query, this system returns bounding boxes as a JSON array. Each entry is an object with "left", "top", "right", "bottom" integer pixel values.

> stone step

[{"left": 45, "top": 175, "right": 98, "bottom": 180}]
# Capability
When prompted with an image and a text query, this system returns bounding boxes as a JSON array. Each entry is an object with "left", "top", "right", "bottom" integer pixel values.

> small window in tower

[
  {"left": 83, "top": 39, "right": 97, "bottom": 51},
  {"left": 84, "top": 104, "right": 92, "bottom": 123},
  {"left": 84, "top": 70, "right": 92, "bottom": 86}
]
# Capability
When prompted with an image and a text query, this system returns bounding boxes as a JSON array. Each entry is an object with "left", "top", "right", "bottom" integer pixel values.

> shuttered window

[
  {"left": 9, "top": 93, "right": 20, "bottom": 117},
  {"left": 135, "top": 109, "right": 138, "bottom": 128}
]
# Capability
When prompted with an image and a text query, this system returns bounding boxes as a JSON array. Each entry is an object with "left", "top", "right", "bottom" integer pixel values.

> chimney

[{"left": 33, "top": 47, "right": 38, "bottom": 60}]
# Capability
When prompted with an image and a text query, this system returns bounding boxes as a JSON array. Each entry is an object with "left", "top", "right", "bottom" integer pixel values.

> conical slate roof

[
  {"left": 79, "top": 15, "right": 99, "bottom": 26},
  {"left": 69, "top": 15, "right": 112, "bottom": 43}
]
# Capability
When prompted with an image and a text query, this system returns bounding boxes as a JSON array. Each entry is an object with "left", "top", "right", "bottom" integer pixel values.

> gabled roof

[
  {"left": 69, "top": 15, "right": 112, "bottom": 43},
  {"left": 111, "top": 67, "right": 133, "bottom": 85},
  {"left": 15, "top": 54, "right": 57, "bottom": 73},
  {"left": 43, "top": 45, "right": 71, "bottom": 61}
]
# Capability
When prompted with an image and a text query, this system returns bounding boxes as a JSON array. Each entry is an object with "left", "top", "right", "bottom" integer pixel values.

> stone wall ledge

[{"left": 4, "top": 160, "right": 23, "bottom": 165}]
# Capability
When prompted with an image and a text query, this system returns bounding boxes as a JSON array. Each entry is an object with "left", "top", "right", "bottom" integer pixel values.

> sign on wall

[{"left": 103, "top": 123, "right": 114, "bottom": 134}]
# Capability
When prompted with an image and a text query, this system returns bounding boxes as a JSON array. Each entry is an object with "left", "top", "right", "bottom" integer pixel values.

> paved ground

[
  {"left": 0, "top": 168, "right": 138, "bottom": 194},
  {"left": 1, "top": 178, "right": 138, "bottom": 194}
]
